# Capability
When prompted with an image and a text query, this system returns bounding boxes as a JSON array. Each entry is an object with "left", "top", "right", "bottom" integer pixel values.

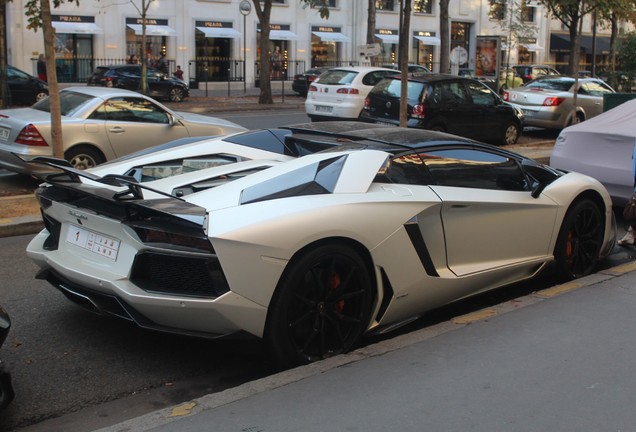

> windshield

[
  {"left": 317, "top": 70, "right": 358, "bottom": 85},
  {"left": 32, "top": 90, "right": 94, "bottom": 116},
  {"left": 525, "top": 78, "right": 573, "bottom": 91}
]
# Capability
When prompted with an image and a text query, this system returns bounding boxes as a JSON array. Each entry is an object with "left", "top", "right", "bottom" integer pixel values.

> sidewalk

[{"left": 90, "top": 259, "right": 636, "bottom": 432}]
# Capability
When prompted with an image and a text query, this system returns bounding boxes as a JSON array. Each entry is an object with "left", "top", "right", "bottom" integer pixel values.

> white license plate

[
  {"left": 315, "top": 105, "right": 333, "bottom": 113},
  {"left": 66, "top": 225, "right": 120, "bottom": 261},
  {"left": 523, "top": 110, "right": 535, "bottom": 117},
  {"left": 376, "top": 121, "right": 395, "bottom": 126},
  {"left": 0, "top": 126, "right": 9, "bottom": 141}
]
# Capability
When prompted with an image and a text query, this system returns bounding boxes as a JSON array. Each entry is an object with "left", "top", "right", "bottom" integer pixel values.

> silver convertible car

[
  {"left": 0, "top": 86, "right": 245, "bottom": 174},
  {"left": 25, "top": 123, "right": 616, "bottom": 368}
]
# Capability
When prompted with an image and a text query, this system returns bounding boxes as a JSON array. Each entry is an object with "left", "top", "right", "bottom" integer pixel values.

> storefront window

[
  {"left": 489, "top": 0, "right": 506, "bottom": 20},
  {"left": 194, "top": 21, "right": 237, "bottom": 82},
  {"left": 451, "top": 22, "right": 471, "bottom": 72},
  {"left": 125, "top": 18, "right": 171, "bottom": 69},
  {"left": 257, "top": 25, "right": 293, "bottom": 80},
  {"left": 414, "top": 0, "right": 433, "bottom": 13},
  {"left": 412, "top": 31, "right": 436, "bottom": 71},
  {"left": 51, "top": 15, "right": 99, "bottom": 83},
  {"left": 376, "top": 0, "right": 395, "bottom": 10},
  {"left": 311, "top": 26, "right": 345, "bottom": 67}
]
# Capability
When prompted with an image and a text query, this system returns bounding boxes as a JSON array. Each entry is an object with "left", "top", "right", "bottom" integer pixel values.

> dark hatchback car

[
  {"left": 292, "top": 67, "right": 329, "bottom": 97},
  {"left": 359, "top": 74, "right": 524, "bottom": 145},
  {"left": 87, "top": 64, "right": 189, "bottom": 102},
  {"left": 3, "top": 65, "right": 49, "bottom": 106}
]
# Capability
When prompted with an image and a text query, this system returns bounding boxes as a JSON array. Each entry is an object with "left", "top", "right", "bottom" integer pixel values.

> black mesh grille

[{"left": 130, "top": 252, "right": 230, "bottom": 298}]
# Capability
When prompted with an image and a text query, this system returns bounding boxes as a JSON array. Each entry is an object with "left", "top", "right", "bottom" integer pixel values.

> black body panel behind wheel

[
  {"left": 554, "top": 199, "right": 603, "bottom": 281},
  {"left": 265, "top": 244, "right": 374, "bottom": 369}
]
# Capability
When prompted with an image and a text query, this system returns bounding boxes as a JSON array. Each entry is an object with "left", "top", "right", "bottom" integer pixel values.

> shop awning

[
  {"left": 550, "top": 33, "right": 611, "bottom": 54},
  {"left": 375, "top": 34, "right": 399, "bottom": 44},
  {"left": 269, "top": 30, "right": 299, "bottom": 41},
  {"left": 52, "top": 21, "right": 103, "bottom": 34},
  {"left": 127, "top": 24, "right": 177, "bottom": 37},
  {"left": 522, "top": 43, "right": 544, "bottom": 51},
  {"left": 414, "top": 36, "right": 441, "bottom": 46},
  {"left": 196, "top": 26, "right": 241, "bottom": 39},
  {"left": 312, "top": 31, "right": 350, "bottom": 42}
]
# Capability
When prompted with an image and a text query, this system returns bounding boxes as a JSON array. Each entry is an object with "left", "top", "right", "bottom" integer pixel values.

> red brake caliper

[{"left": 330, "top": 272, "right": 345, "bottom": 313}]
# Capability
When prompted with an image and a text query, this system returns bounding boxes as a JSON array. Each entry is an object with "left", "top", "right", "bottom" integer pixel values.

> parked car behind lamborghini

[
  {"left": 0, "top": 86, "right": 246, "bottom": 174},
  {"left": 2, "top": 65, "right": 49, "bottom": 106},
  {"left": 292, "top": 67, "right": 329, "bottom": 97},
  {"left": 503, "top": 76, "right": 614, "bottom": 130},
  {"left": 87, "top": 64, "right": 189, "bottom": 102},
  {"left": 305, "top": 66, "right": 399, "bottom": 121},
  {"left": 360, "top": 74, "right": 523, "bottom": 145}
]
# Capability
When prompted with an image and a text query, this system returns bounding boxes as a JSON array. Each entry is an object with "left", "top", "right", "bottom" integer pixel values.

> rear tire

[
  {"left": 65, "top": 146, "right": 105, "bottom": 170},
  {"left": 265, "top": 243, "right": 374, "bottom": 369},
  {"left": 168, "top": 87, "right": 185, "bottom": 102},
  {"left": 554, "top": 199, "right": 603, "bottom": 281}
]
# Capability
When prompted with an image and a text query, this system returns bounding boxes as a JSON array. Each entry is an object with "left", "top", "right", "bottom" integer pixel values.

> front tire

[
  {"left": 265, "top": 244, "right": 374, "bottom": 368},
  {"left": 554, "top": 199, "right": 603, "bottom": 281}
]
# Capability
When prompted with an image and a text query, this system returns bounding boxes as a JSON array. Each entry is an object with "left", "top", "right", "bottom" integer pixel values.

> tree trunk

[
  {"left": 40, "top": 0, "right": 63, "bottom": 159},
  {"left": 439, "top": 0, "right": 450, "bottom": 74},
  {"left": 399, "top": 0, "right": 411, "bottom": 127},
  {"left": 0, "top": 0, "right": 8, "bottom": 109},
  {"left": 254, "top": 0, "right": 273, "bottom": 104},
  {"left": 366, "top": 0, "right": 376, "bottom": 44}
]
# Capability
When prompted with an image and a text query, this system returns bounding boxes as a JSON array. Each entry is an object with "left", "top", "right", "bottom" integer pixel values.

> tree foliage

[{"left": 617, "top": 32, "right": 636, "bottom": 90}]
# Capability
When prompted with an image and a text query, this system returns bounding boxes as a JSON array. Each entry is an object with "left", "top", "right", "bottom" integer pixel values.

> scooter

[{"left": 0, "top": 305, "right": 14, "bottom": 411}]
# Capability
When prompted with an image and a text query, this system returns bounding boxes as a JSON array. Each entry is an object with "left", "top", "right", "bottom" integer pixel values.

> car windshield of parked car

[
  {"left": 31, "top": 90, "right": 94, "bottom": 116},
  {"left": 525, "top": 78, "right": 573, "bottom": 91},
  {"left": 317, "top": 70, "right": 358, "bottom": 85}
]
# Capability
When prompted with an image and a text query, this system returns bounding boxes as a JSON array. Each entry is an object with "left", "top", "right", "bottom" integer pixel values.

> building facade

[{"left": 4, "top": 0, "right": 619, "bottom": 89}]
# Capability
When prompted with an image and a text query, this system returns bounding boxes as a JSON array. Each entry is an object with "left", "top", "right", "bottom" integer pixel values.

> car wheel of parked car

[
  {"left": 553, "top": 198, "right": 603, "bottom": 281},
  {"left": 168, "top": 87, "right": 185, "bottom": 102},
  {"left": 265, "top": 243, "right": 374, "bottom": 368},
  {"left": 35, "top": 91, "right": 48, "bottom": 102},
  {"left": 502, "top": 122, "right": 520, "bottom": 145},
  {"left": 65, "top": 145, "right": 105, "bottom": 170}
]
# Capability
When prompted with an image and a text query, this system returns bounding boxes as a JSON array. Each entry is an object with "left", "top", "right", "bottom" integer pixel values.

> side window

[
  {"left": 93, "top": 97, "right": 169, "bottom": 124},
  {"left": 375, "top": 152, "right": 431, "bottom": 185},
  {"left": 420, "top": 148, "right": 529, "bottom": 191},
  {"left": 440, "top": 82, "right": 468, "bottom": 104},
  {"left": 466, "top": 81, "right": 497, "bottom": 105}
]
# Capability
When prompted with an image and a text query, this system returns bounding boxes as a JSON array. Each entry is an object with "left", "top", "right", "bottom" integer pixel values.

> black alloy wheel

[
  {"left": 265, "top": 244, "right": 374, "bottom": 368},
  {"left": 554, "top": 198, "right": 603, "bottom": 281}
]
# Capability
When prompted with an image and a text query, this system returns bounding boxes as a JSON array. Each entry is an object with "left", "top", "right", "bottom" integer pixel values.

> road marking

[{"left": 452, "top": 308, "right": 497, "bottom": 324}]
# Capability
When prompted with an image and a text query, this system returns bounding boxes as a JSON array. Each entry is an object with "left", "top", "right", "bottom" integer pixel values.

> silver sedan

[
  {"left": 0, "top": 86, "right": 246, "bottom": 174},
  {"left": 503, "top": 76, "right": 615, "bottom": 130}
]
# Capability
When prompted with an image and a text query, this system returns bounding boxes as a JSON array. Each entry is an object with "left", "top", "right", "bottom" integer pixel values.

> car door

[
  {"left": 419, "top": 148, "right": 559, "bottom": 277},
  {"left": 434, "top": 80, "right": 477, "bottom": 137},
  {"left": 464, "top": 80, "right": 508, "bottom": 142},
  {"left": 578, "top": 80, "right": 614, "bottom": 120},
  {"left": 96, "top": 96, "right": 190, "bottom": 157}
]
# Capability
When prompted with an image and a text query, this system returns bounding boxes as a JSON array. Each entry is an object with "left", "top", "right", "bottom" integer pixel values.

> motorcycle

[{"left": 0, "top": 305, "right": 14, "bottom": 411}]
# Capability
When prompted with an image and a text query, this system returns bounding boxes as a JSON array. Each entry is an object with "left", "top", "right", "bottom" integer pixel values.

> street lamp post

[{"left": 239, "top": 0, "right": 252, "bottom": 93}]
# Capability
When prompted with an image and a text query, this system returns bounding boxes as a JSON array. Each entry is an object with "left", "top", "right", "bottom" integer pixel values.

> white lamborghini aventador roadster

[{"left": 25, "top": 122, "right": 616, "bottom": 367}]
